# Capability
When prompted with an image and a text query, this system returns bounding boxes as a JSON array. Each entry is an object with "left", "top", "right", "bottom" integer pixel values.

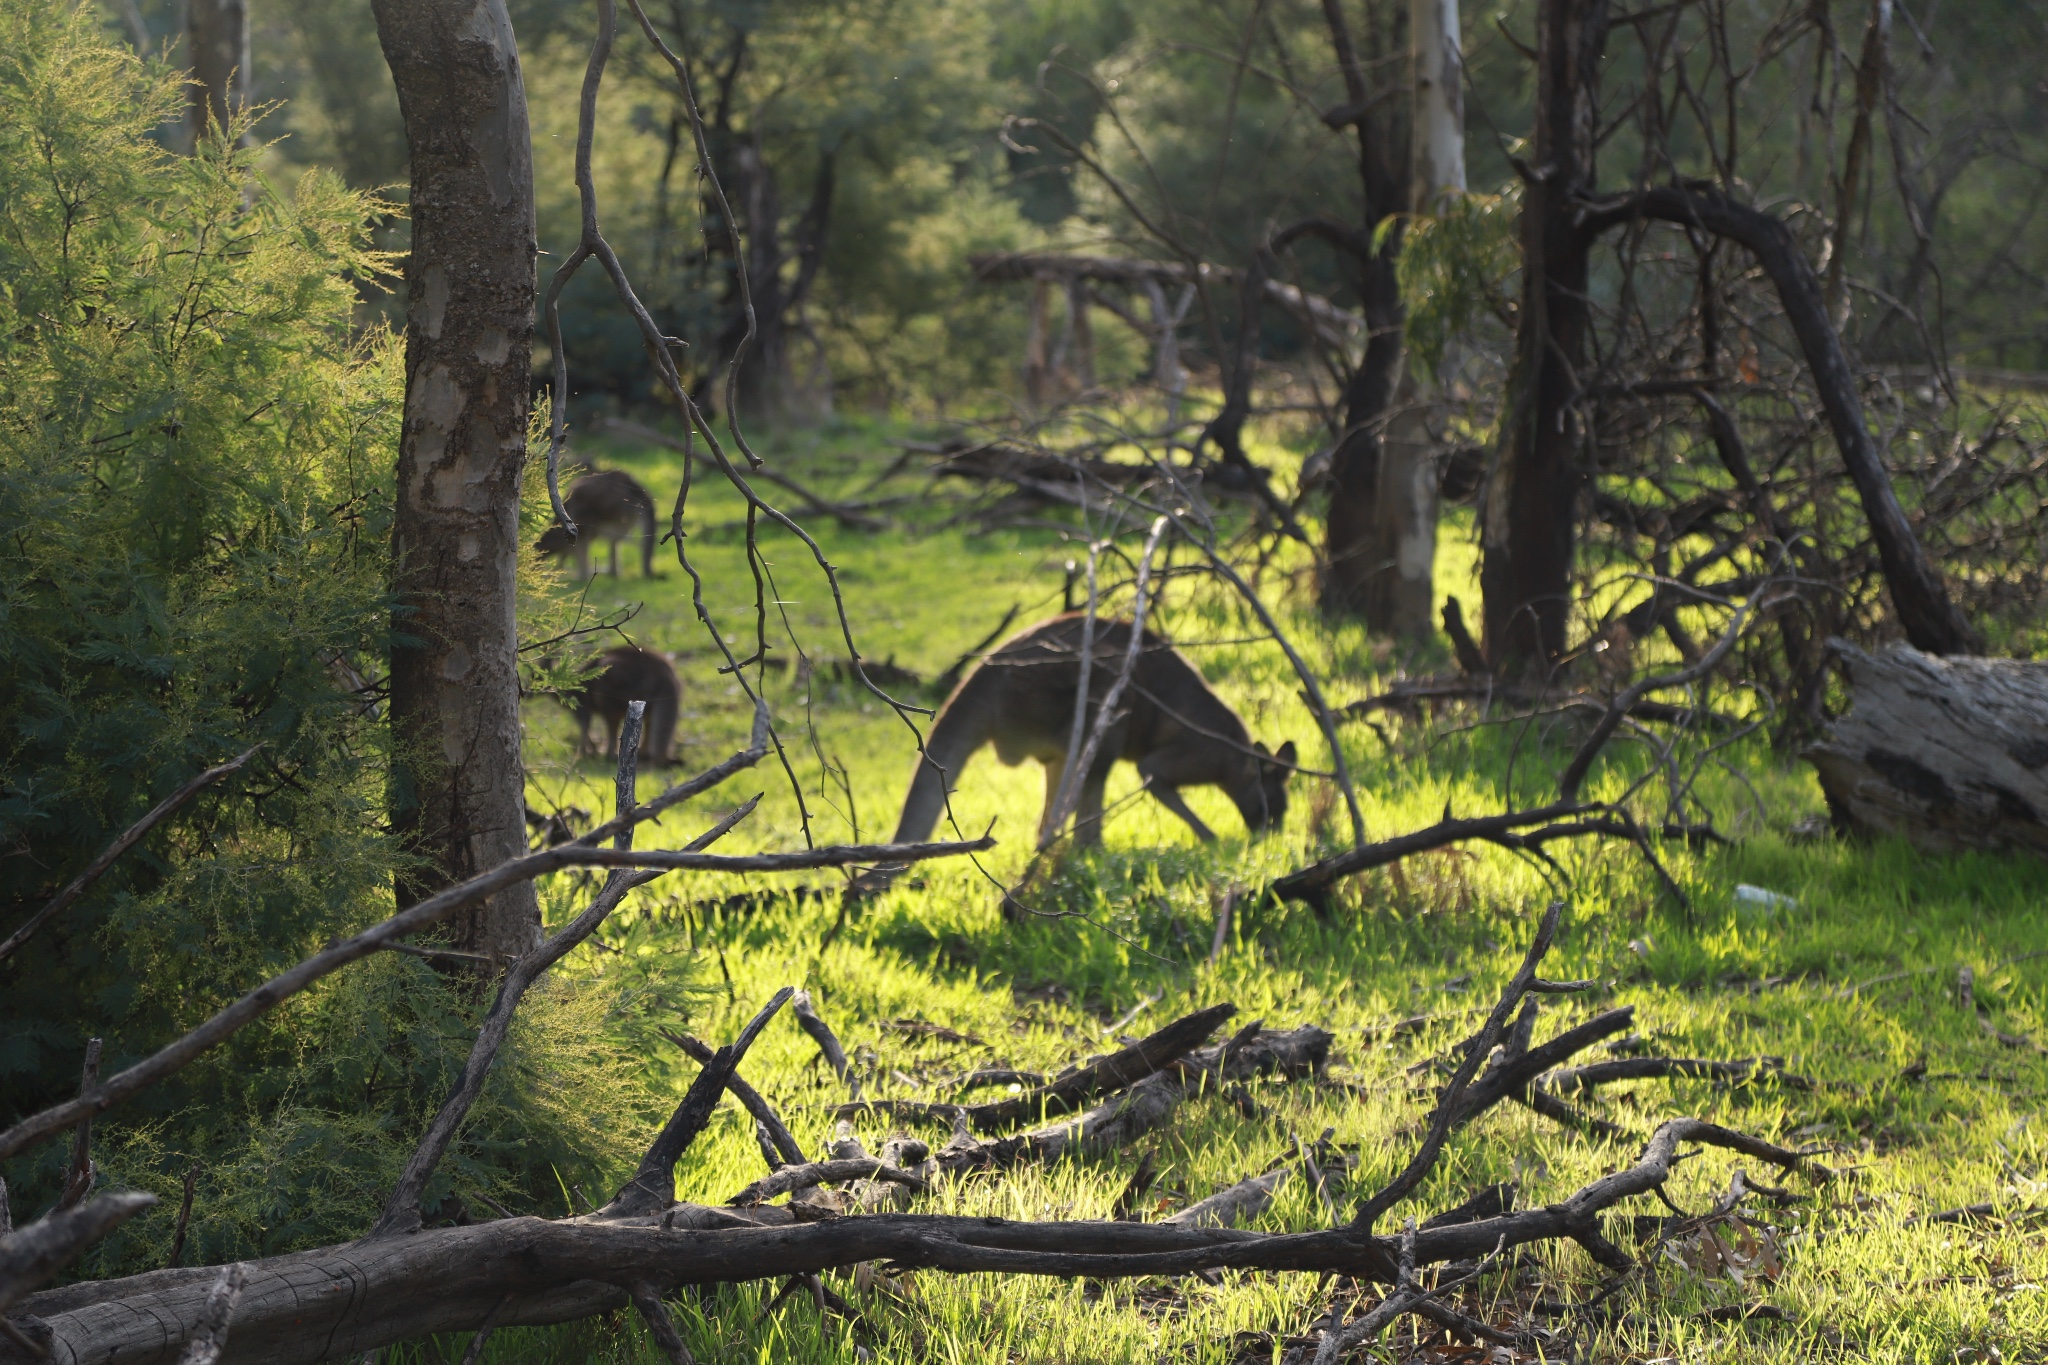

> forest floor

[{"left": 467, "top": 418, "right": 2048, "bottom": 1363}]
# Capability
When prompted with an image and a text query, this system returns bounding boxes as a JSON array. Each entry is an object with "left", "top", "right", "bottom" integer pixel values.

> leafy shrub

[{"left": 0, "top": 4, "right": 661, "bottom": 1270}]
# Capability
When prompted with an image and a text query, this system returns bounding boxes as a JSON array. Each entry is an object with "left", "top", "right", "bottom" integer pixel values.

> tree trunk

[
  {"left": 1410, "top": 0, "right": 1465, "bottom": 207},
  {"left": 372, "top": 0, "right": 541, "bottom": 968},
  {"left": 1336, "top": 0, "right": 1465, "bottom": 641},
  {"left": 728, "top": 138, "right": 794, "bottom": 422},
  {"left": 1806, "top": 641, "right": 2048, "bottom": 858},
  {"left": 1320, "top": 260, "right": 1407, "bottom": 619},
  {"left": 185, "top": 0, "right": 250, "bottom": 148},
  {"left": 1314, "top": 0, "right": 1413, "bottom": 628},
  {"left": 1479, "top": 0, "right": 1609, "bottom": 672}
]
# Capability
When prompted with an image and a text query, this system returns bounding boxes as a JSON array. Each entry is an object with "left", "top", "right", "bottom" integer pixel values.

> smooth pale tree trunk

[
  {"left": 1480, "top": 0, "right": 1609, "bottom": 672},
  {"left": 372, "top": 0, "right": 542, "bottom": 967},
  {"left": 1356, "top": 0, "right": 1467, "bottom": 641},
  {"left": 185, "top": 0, "right": 250, "bottom": 147}
]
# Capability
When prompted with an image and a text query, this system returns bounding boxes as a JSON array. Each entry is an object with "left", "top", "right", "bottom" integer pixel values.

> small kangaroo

[
  {"left": 562, "top": 646, "right": 680, "bottom": 764},
  {"left": 535, "top": 470, "right": 657, "bottom": 578},
  {"left": 885, "top": 613, "right": 1295, "bottom": 848}
]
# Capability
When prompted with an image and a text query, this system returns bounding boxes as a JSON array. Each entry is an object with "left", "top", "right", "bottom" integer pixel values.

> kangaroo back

[
  {"left": 880, "top": 612, "right": 1292, "bottom": 852},
  {"left": 572, "top": 646, "right": 680, "bottom": 762},
  {"left": 537, "top": 470, "right": 658, "bottom": 577}
]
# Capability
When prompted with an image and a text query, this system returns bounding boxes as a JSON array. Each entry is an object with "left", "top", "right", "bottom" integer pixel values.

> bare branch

[
  {"left": 0, "top": 830, "right": 987, "bottom": 1164},
  {"left": 791, "top": 990, "right": 861, "bottom": 1101},
  {"left": 0, "top": 1191, "right": 156, "bottom": 1315},
  {"left": 606, "top": 988, "right": 796, "bottom": 1216},
  {"left": 173, "top": 1261, "right": 247, "bottom": 1365}
]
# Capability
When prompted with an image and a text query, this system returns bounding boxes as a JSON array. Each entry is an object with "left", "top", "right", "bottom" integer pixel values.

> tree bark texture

[
  {"left": 1805, "top": 641, "right": 2048, "bottom": 856},
  {"left": 373, "top": 0, "right": 542, "bottom": 966},
  {"left": 1315, "top": 0, "right": 1414, "bottom": 630},
  {"left": 185, "top": 0, "right": 250, "bottom": 148},
  {"left": 1480, "top": 0, "right": 1609, "bottom": 671}
]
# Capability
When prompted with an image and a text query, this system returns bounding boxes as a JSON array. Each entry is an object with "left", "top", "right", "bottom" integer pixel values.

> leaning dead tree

[{"left": 2, "top": 899, "right": 1825, "bottom": 1363}]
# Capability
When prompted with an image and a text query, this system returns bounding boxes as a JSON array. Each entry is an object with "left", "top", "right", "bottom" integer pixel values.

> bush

[{"left": 0, "top": 4, "right": 656, "bottom": 1272}]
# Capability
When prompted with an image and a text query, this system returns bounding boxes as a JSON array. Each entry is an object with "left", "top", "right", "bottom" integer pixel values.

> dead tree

[
  {"left": 372, "top": 0, "right": 545, "bottom": 966},
  {"left": 1479, "top": 0, "right": 1608, "bottom": 672},
  {"left": 1300, "top": 0, "right": 1415, "bottom": 632}
]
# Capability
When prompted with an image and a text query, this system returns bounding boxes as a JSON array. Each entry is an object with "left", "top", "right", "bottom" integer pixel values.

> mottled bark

[
  {"left": 373, "top": 0, "right": 542, "bottom": 967},
  {"left": 1479, "top": 0, "right": 1609, "bottom": 671}
]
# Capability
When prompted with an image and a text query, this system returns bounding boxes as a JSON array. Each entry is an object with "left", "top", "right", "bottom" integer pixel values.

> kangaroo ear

[
  {"left": 1253, "top": 740, "right": 1270, "bottom": 756},
  {"left": 1275, "top": 741, "right": 1297, "bottom": 767}
]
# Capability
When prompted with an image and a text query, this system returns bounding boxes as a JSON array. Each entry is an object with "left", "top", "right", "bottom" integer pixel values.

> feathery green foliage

[{"left": 0, "top": 5, "right": 668, "bottom": 1273}]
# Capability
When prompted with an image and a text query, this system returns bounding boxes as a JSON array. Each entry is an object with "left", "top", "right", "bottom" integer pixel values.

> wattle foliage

[{"left": 0, "top": 6, "right": 648, "bottom": 1273}]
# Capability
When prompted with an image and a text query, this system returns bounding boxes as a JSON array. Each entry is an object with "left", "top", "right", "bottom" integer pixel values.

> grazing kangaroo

[
  {"left": 535, "top": 470, "right": 657, "bottom": 578},
  {"left": 562, "top": 646, "right": 680, "bottom": 764},
  {"left": 885, "top": 613, "right": 1295, "bottom": 849}
]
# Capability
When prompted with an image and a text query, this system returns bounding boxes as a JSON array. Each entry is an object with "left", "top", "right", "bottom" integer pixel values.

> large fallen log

[{"left": 1805, "top": 640, "right": 2048, "bottom": 856}]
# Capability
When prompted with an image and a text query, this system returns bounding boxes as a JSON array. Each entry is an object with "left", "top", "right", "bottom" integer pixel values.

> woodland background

[{"left": 4, "top": 1, "right": 2048, "bottom": 1361}]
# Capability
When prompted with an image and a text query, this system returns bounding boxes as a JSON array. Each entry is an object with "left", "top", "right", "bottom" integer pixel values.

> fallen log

[{"left": 1805, "top": 640, "right": 2048, "bottom": 857}]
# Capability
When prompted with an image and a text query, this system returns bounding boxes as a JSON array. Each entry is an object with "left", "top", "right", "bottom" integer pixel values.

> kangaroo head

[
  {"left": 534, "top": 523, "right": 579, "bottom": 555},
  {"left": 1233, "top": 739, "right": 1296, "bottom": 835}
]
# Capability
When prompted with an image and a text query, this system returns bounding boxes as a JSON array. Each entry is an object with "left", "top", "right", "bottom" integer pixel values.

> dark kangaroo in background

[
  {"left": 563, "top": 646, "right": 680, "bottom": 764},
  {"left": 535, "top": 470, "right": 657, "bottom": 578},
  {"left": 887, "top": 613, "right": 1295, "bottom": 848}
]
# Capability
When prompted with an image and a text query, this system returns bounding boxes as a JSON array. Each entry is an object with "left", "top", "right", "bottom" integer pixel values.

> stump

[{"left": 1805, "top": 640, "right": 2048, "bottom": 857}]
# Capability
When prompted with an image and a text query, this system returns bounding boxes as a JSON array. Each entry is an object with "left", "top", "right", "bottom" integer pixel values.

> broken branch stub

[{"left": 605, "top": 988, "right": 795, "bottom": 1216}]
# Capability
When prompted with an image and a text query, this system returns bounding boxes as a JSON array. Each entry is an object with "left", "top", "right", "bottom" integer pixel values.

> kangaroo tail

[{"left": 889, "top": 679, "right": 992, "bottom": 844}]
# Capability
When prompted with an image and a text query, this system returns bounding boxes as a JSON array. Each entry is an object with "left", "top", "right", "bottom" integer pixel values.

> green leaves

[{"left": 1396, "top": 183, "right": 1522, "bottom": 382}]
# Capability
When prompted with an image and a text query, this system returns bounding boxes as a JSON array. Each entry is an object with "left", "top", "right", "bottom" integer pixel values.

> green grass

[{"left": 469, "top": 419, "right": 2048, "bottom": 1364}]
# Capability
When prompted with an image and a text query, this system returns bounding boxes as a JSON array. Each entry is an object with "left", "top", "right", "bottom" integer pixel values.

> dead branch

[
  {"left": 835, "top": 1001, "right": 1236, "bottom": 1134},
  {"left": 791, "top": 991, "right": 861, "bottom": 1101},
  {"left": 605, "top": 989, "right": 795, "bottom": 1217},
  {"left": 0, "top": 747, "right": 259, "bottom": 967},
  {"left": 5, "top": 912, "right": 1822, "bottom": 1365},
  {"left": 657, "top": 1031, "right": 804, "bottom": 1168},
  {"left": 173, "top": 1262, "right": 245, "bottom": 1365},
  {"left": 0, "top": 1192, "right": 156, "bottom": 1314},
  {"left": 1541, "top": 1056, "right": 1815, "bottom": 1095},
  {"left": 0, "top": 822, "right": 991, "bottom": 1164},
  {"left": 55, "top": 1039, "right": 102, "bottom": 1213},
  {"left": 1164, "top": 1171, "right": 1287, "bottom": 1229},
  {"left": 727, "top": 1161, "right": 927, "bottom": 1207}
]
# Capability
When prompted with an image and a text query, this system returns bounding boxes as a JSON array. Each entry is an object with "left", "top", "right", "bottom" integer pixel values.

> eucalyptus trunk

[
  {"left": 372, "top": 0, "right": 542, "bottom": 967},
  {"left": 1479, "top": 0, "right": 1609, "bottom": 671}
]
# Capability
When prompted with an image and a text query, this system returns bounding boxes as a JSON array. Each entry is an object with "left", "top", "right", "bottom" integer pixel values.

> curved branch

[{"left": 1576, "top": 184, "right": 1978, "bottom": 654}]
